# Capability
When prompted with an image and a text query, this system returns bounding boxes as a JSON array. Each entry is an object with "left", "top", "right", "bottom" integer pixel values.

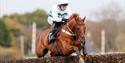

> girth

[{"left": 53, "top": 41, "right": 62, "bottom": 55}]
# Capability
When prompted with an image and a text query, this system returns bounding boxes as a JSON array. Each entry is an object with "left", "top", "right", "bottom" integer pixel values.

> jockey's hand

[{"left": 62, "top": 18, "right": 68, "bottom": 22}]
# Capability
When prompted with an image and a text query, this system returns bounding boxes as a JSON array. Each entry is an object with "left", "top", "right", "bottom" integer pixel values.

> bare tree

[
  {"left": 91, "top": 1, "right": 125, "bottom": 52},
  {"left": 94, "top": 2, "right": 124, "bottom": 21}
]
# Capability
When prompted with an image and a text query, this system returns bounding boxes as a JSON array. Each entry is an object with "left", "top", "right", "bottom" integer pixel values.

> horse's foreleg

[
  {"left": 73, "top": 46, "right": 86, "bottom": 63},
  {"left": 36, "top": 44, "right": 48, "bottom": 58},
  {"left": 73, "top": 46, "right": 81, "bottom": 55},
  {"left": 81, "top": 40, "right": 87, "bottom": 57},
  {"left": 82, "top": 46, "right": 87, "bottom": 56}
]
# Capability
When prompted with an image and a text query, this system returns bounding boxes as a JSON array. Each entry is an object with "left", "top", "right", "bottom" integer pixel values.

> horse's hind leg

[{"left": 36, "top": 47, "right": 48, "bottom": 58}]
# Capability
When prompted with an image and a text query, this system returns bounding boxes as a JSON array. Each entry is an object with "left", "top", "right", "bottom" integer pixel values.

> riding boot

[
  {"left": 48, "top": 28, "right": 57, "bottom": 44},
  {"left": 48, "top": 22, "right": 62, "bottom": 44}
]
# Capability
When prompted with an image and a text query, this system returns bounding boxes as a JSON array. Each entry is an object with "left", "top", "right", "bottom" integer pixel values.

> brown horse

[{"left": 36, "top": 13, "right": 86, "bottom": 58}]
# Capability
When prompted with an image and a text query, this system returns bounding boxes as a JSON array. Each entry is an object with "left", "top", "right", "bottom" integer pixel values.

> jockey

[{"left": 48, "top": 0, "right": 72, "bottom": 44}]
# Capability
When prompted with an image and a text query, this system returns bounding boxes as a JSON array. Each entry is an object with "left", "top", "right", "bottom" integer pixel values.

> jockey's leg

[
  {"left": 48, "top": 23, "right": 56, "bottom": 44},
  {"left": 49, "top": 22, "right": 62, "bottom": 44}
]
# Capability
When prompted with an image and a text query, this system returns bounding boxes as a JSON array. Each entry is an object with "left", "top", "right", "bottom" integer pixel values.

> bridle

[
  {"left": 62, "top": 22, "right": 76, "bottom": 36},
  {"left": 62, "top": 21, "right": 85, "bottom": 44}
]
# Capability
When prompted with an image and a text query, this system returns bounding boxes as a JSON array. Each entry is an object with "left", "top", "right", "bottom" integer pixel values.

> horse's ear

[{"left": 82, "top": 16, "right": 86, "bottom": 22}]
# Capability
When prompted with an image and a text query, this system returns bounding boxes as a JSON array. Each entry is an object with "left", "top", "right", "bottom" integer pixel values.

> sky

[{"left": 0, "top": 0, "right": 124, "bottom": 19}]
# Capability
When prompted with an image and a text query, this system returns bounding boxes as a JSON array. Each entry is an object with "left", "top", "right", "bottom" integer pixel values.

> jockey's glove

[{"left": 62, "top": 18, "right": 68, "bottom": 22}]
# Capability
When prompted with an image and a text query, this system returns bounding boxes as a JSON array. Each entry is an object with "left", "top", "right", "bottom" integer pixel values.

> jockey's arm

[
  {"left": 51, "top": 10, "right": 62, "bottom": 22},
  {"left": 48, "top": 10, "right": 62, "bottom": 25},
  {"left": 65, "top": 7, "right": 73, "bottom": 19},
  {"left": 48, "top": 6, "right": 72, "bottom": 25},
  {"left": 62, "top": 8, "right": 72, "bottom": 22}
]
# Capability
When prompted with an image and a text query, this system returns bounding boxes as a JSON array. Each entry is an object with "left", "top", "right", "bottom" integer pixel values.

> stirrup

[
  {"left": 48, "top": 38, "right": 55, "bottom": 44},
  {"left": 48, "top": 34, "right": 55, "bottom": 44}
]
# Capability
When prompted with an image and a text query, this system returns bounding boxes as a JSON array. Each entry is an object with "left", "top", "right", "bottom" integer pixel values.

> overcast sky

[{"left": 0, "top": 0, "right": 124, "bottom": 19}]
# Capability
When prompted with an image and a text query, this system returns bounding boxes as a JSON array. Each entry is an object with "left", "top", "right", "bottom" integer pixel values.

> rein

[
  {"left": 62, "top": 22, "right": 76, "bottom": 36},
  {"left": 62, "top": 21, "right": 85, "bottom": 44}
]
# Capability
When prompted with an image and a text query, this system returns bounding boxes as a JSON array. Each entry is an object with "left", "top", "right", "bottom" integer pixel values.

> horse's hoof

[
  {"left": 79, "top": 60, "right": 85, "bottom": 63},
  {"left": 79, "top": 56, "right": 85, "bottom": 63},
  {"left": 79, "top": 57, "right": 84, "bottom": 61}
]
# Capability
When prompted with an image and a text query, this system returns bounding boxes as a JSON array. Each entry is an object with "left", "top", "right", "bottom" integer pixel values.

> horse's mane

[{"left": 69, "top": 13, "right": 80, "bottom": 20}]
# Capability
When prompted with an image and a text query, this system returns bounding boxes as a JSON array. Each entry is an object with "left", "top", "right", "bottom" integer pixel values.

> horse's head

[{"left": 67, "top": 13, "right": 86, "bottom": 41}]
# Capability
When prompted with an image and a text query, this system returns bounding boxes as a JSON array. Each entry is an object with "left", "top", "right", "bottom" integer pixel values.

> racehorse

[{"left": 36, "top": 13, "right": 87, "bottom": 59}]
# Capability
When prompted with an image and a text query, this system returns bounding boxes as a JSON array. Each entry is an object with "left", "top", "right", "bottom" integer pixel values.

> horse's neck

[
  {"left": 59, "top": 19, "right": 77, "bottom": 36},
  {"left": 67, "top": 19, "right": 76, "bottom": 31}
]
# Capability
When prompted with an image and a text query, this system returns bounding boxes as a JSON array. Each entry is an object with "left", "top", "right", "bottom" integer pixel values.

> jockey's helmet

[{"left": 57, "top": 0, "right": 69, "bottom": 6}]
